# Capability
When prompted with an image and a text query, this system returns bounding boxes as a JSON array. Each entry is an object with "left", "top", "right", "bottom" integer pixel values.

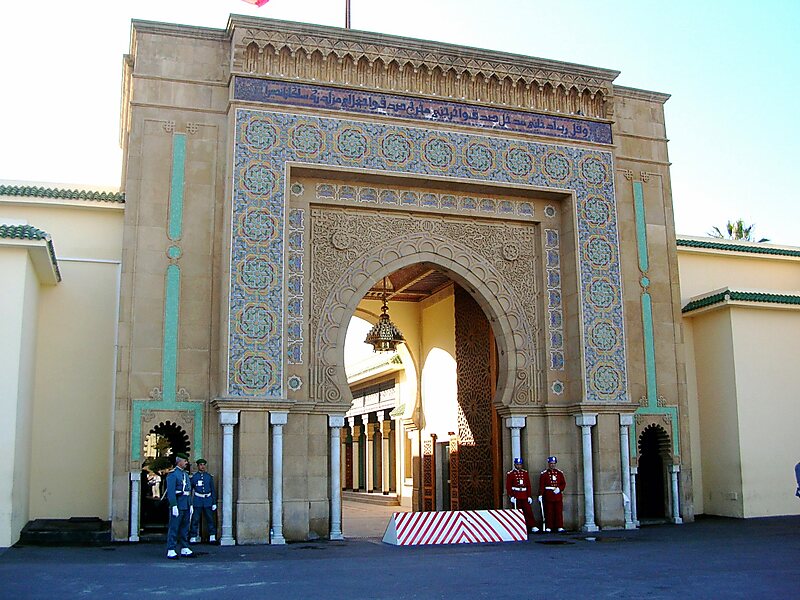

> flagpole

[{"left": 345, "top": 0, "right": 351, "bottom": 29}]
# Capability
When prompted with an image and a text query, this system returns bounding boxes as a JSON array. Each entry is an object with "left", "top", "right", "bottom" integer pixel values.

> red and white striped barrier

[{"left": 382, "top": 509, "right": 527, "bottom": 545}]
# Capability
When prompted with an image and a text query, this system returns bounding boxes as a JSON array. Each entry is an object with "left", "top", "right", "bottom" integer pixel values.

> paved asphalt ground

[{"left": 0, "top": 515, "right": 798, "bottom": 599}]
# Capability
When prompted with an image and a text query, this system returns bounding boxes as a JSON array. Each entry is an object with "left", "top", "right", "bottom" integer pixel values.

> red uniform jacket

[
  {"left": 505, "top": 468, "right": 532, "bottom": 499},
  {"left": 538, "top": 468, "right": 566, "bottom": 502}
]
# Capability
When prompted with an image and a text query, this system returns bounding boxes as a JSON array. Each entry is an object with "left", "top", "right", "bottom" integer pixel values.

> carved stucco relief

[{"left": 309, "top": 207, "right": 542, "bottom": 409}]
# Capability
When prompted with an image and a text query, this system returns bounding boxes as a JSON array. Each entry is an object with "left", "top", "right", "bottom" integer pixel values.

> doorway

[
  {"left": 140, "top": 421, "right": 191, "bottom": 536},
  {"left": 637, "top": 424, "right": 671, "bottom": 521}
]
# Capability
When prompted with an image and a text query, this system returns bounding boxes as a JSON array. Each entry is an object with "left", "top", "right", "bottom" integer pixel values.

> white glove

[
  {"left": 527, "top": 497, "right": 533, "bottom": 504},
  {"left": 538, "top": 495, "right": 543, "bottom": 502},
  {"left": 171, "top": 506, "right": 179, "bottom": 517},
  {"left": 554, "top": 487, "right": 561, "bottom": 495},
  {"left": 510, "top": 497, "right": 517, "bottom": 507},
  {"left": 212, "top": 504, "right": 217, "bottom": 511}
]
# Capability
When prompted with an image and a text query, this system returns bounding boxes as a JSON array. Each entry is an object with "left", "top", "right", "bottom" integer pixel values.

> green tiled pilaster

[
  {"left": 631, "top": 180, "right": 680, "bottom": 457},
  {"left": 168, "top": 134, "right": 186, "bottom": 241},
  {"left": 131, "top": 132, "right": 203, "bottom": 461}
]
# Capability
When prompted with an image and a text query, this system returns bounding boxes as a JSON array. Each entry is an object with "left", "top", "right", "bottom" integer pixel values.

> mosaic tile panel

[
  {"left": 315, "top": 183, "right": 534, "bottom": 218},
  {"left": 544, "top": 228, "right": 564, "bottom": 371},
  {"left": 230, "top": 108, "right": 626, "bottom": 403}
]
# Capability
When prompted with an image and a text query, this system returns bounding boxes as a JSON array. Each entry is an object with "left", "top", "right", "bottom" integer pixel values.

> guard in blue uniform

[
  {"left": 165, "top": 452, "right": 194, "bottom": 559},
  {"left": 189, "top": 458, "right": 218, "bottom": 543}
]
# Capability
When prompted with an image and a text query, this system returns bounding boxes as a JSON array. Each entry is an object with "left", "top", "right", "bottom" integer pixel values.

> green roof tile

[
  {"left": 677, "top": 238, "right": 800, "bottom": 258},
  {"left": 683, "top": 290, "right": 800, "bottom": 313},
  {"left": 0, "top": 184, "right": 125, "bottom": 203},
  {"left": 0, "top": 223, "right": 61, "bottom": 282},
  {"left": 0, "top": 224, "right": 50, "bottom": 240}
]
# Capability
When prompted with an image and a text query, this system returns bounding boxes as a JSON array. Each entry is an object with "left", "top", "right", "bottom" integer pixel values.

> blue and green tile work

[{"left": 230, "top": 106, "right": 629, "bottom": 404}]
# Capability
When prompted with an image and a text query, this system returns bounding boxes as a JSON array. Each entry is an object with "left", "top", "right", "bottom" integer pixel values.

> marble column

[
  {"left": 619, "top": 414, "right": 636, "bottom": 529},
  {"left": 504, "top": 416, "right": 526, "bottom": 463},
  {"left": 365, "top": 419, "right": 375, "bottom": 493},
  {"left": 270, "top": 411, "right": 288, "bottom": 544},
  {"left": 630, "top": 466, "right": 639, "bottom": 526},
  {"left": 670, "top": 464, "right": 683, "bottom": 524},
  {"left": 575, "top": 413, "right": 599, "bottom": 532},
  {"left": 329, "top": 415, "right": 345, "bottom": 540},
  {"left": 219, "top": 409, "right": 240, "bottom": 546},
  {"left": 129, "top": 471, "right": 141, "bottom": 542},
  {"left": 350, "top": 418, "right": 361, "bottom": 491},
  {"left": 340, "top": 427, "right": 347, "bottom": 490},
  {"left": 380, "top": 412, "right": 391, "bottom": 495}
]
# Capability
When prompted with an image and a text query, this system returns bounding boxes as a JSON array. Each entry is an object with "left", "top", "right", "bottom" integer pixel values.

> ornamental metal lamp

[{"left": 364, "top": 277, "right": 405, "bottom": 353}]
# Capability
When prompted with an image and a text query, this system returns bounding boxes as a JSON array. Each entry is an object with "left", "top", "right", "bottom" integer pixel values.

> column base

[
  {"left": 672, "top": 517, "right": 683, "bottom": 525},
  {"left": 220, "top": 537, "right": 236, "bottom": 546},
  {"left": 330, "top": 532, "right": 344, "bottom": 541},
  {"left": 128, "top": 535, "right": 139, "bottom": 542},
  {"left": 270, "top": 534, "right": 286, "bottom": 545},
  {"left": 624, "top": 522, "right": 637, "bottom": 530},
  {"left": 581, "top": 524, "right": 600, "bottom": 533}
]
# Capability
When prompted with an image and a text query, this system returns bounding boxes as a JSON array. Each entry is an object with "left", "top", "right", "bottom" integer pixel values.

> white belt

[
  {"left": 511, "top": 487, "right": 527, "bottom": 492},
  {"left": 545, "top": 486, "right": 556, "bottom": 490},
  {"left": 195, "top": 492, "right": 212, "bottom": 498}
]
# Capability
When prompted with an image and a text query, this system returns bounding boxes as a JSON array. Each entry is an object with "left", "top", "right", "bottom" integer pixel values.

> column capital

[
  {"left": 669, "top": 464, "right": 681, "bottom": 473},
  {"left": 505, "top": 415, "right": 526, "bottom": 429},
  {"left": 619, "top": 413, "right": 634, "bottom": 427},
  {"left": 219, "top": 409, "right": 240, "bottom": 426},
  {"left": 376, "top": 410, "right": 386, "bottom": 422},
  {"left": 575, "top": 413, "right": 597, "bottom": 427},
  {"left": 130, "top": 470, "right": 141, "bottom": 482},
  {"left": 270, "top": 411, "right": 288, "bottom": 426},
  {"left": 348, "top": 416, "right": 356, "bottom": 428},
  {"left": 329, "top": 414, "right": 345, "bottom": 428}
]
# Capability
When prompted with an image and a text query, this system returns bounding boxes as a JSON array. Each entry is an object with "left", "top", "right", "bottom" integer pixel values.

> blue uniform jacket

[
  {"left": 190, "top": 472, "right": 217, "bottom": 507},
  {"left": 166, "top": 467, "right": 192, "bottom": 510}
]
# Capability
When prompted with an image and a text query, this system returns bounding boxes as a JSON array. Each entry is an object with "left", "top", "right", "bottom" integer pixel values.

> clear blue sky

[{"left": 1, "top": 0, "right": 797, "bottom": 243}]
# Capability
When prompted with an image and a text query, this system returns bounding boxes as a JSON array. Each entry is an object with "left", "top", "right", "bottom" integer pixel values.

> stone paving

[{"left": 0, "top": 514, "right": 798, "bottom": 599}]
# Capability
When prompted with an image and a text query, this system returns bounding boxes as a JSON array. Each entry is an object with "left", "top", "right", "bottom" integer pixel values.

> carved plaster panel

[
  {"left": 310, "top": 207, "right": 541, "bottom": 407},
  {"left": 232, "top": 22, "right": 614, "bottom": 119}
]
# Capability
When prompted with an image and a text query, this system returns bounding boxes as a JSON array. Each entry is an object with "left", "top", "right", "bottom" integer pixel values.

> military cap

[
  {"left": 196, "top": 458, "right": 207, "bottom": 465},
  {"left": 513, "top": 457, "right": 523, "bottom": 465},
  {"left": 547, "top": 456, "right": 557, "bottom": 464},
  {"left": 175, "top": 452, "right": 189, "bottom": 461}
]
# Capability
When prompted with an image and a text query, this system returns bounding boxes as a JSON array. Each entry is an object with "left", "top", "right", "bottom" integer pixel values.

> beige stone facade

[
  {"left": 108, "top": 15, "right": 691, "bottom": 542},
  {"left": 1, "top": 14, "right": 720, "bottom": 546}
]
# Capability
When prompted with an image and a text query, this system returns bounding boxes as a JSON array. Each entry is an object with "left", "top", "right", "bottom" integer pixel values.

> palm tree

[{"left": 708, "top": 219, "right": 769, "bottom": 243}]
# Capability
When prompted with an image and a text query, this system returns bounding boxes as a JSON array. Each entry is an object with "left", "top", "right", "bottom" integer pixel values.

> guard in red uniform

[
  {"left": 538, "top": 455, "right": 567, "bottom": 532},
  {"left": 506, "top": 458, "right": 539, "bottom": 533}
]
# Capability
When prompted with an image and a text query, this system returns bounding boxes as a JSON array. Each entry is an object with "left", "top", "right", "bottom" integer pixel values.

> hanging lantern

[{"left": 364, "top": 277, "right": 405, "bottom": 353}]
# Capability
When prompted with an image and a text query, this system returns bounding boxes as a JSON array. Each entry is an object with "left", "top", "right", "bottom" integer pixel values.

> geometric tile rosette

[{"left": 231, "top": 108, "right": 627, "bottom": 402}]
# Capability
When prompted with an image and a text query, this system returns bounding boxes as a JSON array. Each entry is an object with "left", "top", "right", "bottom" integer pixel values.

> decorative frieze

[{"left": 230, "top": 18, "right": 616, "bottom": 120}]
